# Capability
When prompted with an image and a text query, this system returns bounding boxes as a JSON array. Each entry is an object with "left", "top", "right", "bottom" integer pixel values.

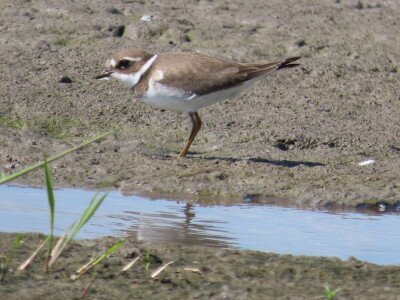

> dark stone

[
  {"left": 356, "top": 1, "right": 364, "bottom": 10},
  {"left": 35, "top": 40, "right": 50, "bottom": 51},
  {"left": 113, "top": 25, "right": 125, "bottom": 37},
  {"left": 297, "top": 39, "right": 306, "bottom": 47},
  {"left": 215, "top": 173, "right": 228, "bottom": 180},
  {"left": 59, "top": 76, "right": 73, "bottom": 84},
  {"left": 243, "top": 194, "right": 262, "bottom": 203},
  {"left": 106, "top": 7, "right": 122, "bottom": 14},
  {"left": 274, "top": 139, "right": 296, "bottom": 151},
  {"left": 160, "top": 278, "right": 172, "bottom": 284}
]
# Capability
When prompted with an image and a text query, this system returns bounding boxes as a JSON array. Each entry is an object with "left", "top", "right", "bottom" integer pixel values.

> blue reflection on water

[{"left": 0, "top": 185, "right": 399, "bottom": 265}]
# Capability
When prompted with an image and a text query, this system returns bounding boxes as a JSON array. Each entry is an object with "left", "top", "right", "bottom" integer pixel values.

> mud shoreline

[
  {"left": 1, "top": 0, "right": 399, "bottom": 208},
  {"left": 1, "top": 232, "right": 400, "bottom": 299}
]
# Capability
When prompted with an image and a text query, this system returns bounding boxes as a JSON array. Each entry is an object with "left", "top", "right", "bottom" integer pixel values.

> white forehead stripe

[
  {"left": 110, "top": 58, "right": 117, "bottom": 67},
  {"left": 122, "top": 57, "right": 142, "bottom": 62}
]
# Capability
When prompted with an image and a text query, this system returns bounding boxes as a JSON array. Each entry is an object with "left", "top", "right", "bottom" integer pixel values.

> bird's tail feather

[{"left": 276, "top": 57, "right": 301, "bottom": 70}]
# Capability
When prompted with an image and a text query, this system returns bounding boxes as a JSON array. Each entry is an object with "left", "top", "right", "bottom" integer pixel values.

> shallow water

[{"left": 0, "top": 185, "right": 399, "bottom": 265}]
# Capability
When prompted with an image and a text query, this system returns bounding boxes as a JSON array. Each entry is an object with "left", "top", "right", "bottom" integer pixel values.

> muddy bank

[
  {"left": 0, "top": 0, "right": 399, "bottom": 207},
  {"left": 1, "top": 232, "right": 400, "bottom": 299}
]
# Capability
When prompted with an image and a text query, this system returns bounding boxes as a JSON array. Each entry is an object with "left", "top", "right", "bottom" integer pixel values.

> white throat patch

[{"left": 111, "top": 54, "right": 158, "bottom": 87}]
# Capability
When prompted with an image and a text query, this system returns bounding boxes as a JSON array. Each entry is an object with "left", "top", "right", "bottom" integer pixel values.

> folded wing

[{"left": 156, "top": 53, "right": 298, "bottom": 96}]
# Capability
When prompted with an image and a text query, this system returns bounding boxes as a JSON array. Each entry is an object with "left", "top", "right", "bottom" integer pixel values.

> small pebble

[
  {"left": 59, "top": 76, "right": 73, "bottom": 84},
  {"left": 297, "top": 39, "right": 306, "bottom": 47},
  {"left": 358, "top": 159, "right": 375, "bottom": 166},
  {"left": 106, "top": 7, "right": 122, "bottom": 14},
  {"left": 140, "top": 15, "right": 153, "bottom": 22},
  {"left": 35, "top": 40, "right": 51, "bottom": 51},
  {"left": 356, "top": 1, "right": 364, "bottom": 10},
  {"left": 113, "top": 25, "right": 125, "bottom": 37}
]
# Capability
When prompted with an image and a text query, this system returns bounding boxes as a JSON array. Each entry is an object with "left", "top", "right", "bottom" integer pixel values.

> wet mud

[
  {"left": 1, "top": 232, "right": 400, "bottom": 300},
  {"left": 0, "top": 0, "right": 399, "bottom": 208}
]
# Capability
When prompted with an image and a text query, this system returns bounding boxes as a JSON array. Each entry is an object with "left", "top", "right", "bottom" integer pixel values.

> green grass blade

[
  {"left": 76, "top": 191, "right": 100, "bottom": 229},
  {"left": 11, "top": 234, "right": 24, "bottom": 250},
  {"left": 91, "top": 239, "right": 125, "bottom": 266},
  {"left": 0, "top": 233, "right": 24, "bottom": 281},
  {"left": 68, "top": 193, "right": 108, "bottom": 242},
  {"left": 71, "top": 240, "right": 125, "bottom": 280},
  {"left": 324, "top": 286, "right": 340, "bottom": 300},
  {"left": 0, "top": 132, "right": 112, "bottom": 185},
  {"left": 44, "top": 160, "right": 55, "bottom": 257},
  {"left": 144, "top": 251, "right": 152, "bottom": 271},
  {"left": 48, "top": 192, "right": 107, "bottom": 268}
]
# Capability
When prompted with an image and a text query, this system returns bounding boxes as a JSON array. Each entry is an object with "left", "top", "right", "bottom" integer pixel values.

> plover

[{"left": 96, "top": 49, "right": 300, "bottom": 157}]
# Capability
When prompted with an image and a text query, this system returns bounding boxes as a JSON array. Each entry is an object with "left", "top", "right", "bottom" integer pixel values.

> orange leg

[{"left": 179, "top": 112, "right": 202, "bottom": 157}]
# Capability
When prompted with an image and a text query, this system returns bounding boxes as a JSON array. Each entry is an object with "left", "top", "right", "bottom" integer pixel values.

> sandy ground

[
  {"left": 1, "top": 0, "right": 400, "bottom": 298},
  {"left": 0, "top": 0, "right": 399, "bottom": 208},
  {"left": 1, "top": 232, "right": 400, "bottom": 300}
]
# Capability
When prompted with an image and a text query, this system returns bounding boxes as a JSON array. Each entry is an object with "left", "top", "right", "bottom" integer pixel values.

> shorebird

[{"left": 95, "top": 49, "right": 300, "bottom": 157}]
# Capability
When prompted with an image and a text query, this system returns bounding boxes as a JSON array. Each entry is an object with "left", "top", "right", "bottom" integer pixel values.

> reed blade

[
  {"left": 0, "top": 132, "right": 112, "bottom": 185},
  {"left": 44, "top": 160, "right": 55, "bottom": 258}
]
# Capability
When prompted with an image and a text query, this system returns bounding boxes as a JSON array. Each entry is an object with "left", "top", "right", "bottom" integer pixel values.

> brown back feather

[{"left": 136, "top": 52, "right": 299, "bottom": 97}]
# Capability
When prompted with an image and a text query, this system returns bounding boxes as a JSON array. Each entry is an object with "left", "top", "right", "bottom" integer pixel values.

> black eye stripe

[{"left": 117, "top": 59, "right": 132, "bottom": 69}]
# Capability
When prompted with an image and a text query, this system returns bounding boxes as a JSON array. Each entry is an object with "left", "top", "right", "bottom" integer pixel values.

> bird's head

[{"left": 95, "top": 49, "right": 157, "bottom": 87}]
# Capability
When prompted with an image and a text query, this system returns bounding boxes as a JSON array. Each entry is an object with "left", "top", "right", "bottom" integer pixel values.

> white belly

[{"left": 141, "top": 79, "right": 257, "bottom": 113}]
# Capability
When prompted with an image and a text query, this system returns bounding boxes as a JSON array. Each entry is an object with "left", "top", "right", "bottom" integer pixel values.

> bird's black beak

[{"left": 94, "top": 69, "right": 112, "bottom": 80}]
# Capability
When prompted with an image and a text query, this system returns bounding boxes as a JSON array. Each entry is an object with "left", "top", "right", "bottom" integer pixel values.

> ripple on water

[{"left": 0, "top": 185, "right": 399, "bottom": 265}]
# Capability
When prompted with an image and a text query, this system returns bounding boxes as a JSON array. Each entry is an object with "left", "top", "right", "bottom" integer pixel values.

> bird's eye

[{"left": 117, "top": 59, "right": 131, "bottom": 69}]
